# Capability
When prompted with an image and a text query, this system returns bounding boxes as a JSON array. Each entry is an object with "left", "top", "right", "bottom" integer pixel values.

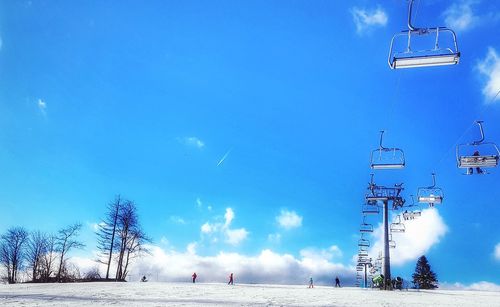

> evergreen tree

[{"left": 412, "top": 255, "right": 438, "bottom": 289}]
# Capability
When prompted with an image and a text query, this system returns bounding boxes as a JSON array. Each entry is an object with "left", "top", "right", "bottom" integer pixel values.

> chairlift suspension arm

[
  {"left": 473, "top": 121, "right": 485, "bottom": 145},
  {"left": 379, "top": 131, "right": 387, "bottom": 150},
  {"left": 407, "top": 0, "right": 417, "bottom": 31}
]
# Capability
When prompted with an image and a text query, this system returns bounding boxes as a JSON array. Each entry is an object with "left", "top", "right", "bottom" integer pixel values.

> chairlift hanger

[
  {"left": 370, "top": 131, "right": 405, "bottom": 169},
  {"left": 388, "top": 0, "right": 460, "bottom": 69},
  {"left": 417, "top": 173, "right": 444, "bottom": 205},
  {"left": 457, "top": 121, "right": 500, "bottom": 172}
]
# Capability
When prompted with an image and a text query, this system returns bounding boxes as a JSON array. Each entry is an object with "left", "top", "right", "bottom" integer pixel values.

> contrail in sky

[{"left": 217, "top": 148, "right": 232, "bottom": 166}]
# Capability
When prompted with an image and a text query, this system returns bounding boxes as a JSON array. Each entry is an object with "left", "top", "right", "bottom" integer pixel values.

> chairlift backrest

[{"left": 388, "top": 0, "right": 460, "bottom": 69}]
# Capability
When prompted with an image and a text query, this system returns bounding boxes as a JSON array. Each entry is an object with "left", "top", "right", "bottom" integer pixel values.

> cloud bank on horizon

[{"left": 369, "top": 208, "right": 448, "bottom": 266}]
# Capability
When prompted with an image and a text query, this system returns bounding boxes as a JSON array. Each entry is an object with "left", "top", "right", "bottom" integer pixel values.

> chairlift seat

[
  {"left": 390, "top": 223, "right": 405, "bottom": 233},
  {"left": 362, "top": 203, "right": 380, "bottom": 215},
  {"left": 370, "top": 147, "right": 405, "bottom": 170},
  {"left": 391, "top": 52, "right": 459, "bottom": 69},
  {"left": 403, "top": 211, "right": 421, "bottom": 220},
  {"left": 358, "top": 238, "right": 370, "bottom": 247},
  {"left": 371, "top": 163, "right": 405, "bottom": 170},
  {"left": 458, "top": 154, "right": 499, "bottom": 168},
  {"left": 389, "top": 240, "right": 396, "bottom": 249},
  {"left": 418, "top": 195, "right": 443, "bottom": 204},
  {"left": 366, "top": 195, "right": 389, "bottom": 202},
  {"left": 360, "top": 223, "right": 374, "bottom": 233}
]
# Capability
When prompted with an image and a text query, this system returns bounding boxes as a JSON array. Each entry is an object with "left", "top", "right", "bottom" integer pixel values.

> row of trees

[
  {"left": 0, "top": 195, "right": 150, "bottom": 284},
  {"left": 96, "top": 196, "right": 150, "bottom": 281},
  {"left": 0, "top": 223, "right": 84, "bottom": 284}
]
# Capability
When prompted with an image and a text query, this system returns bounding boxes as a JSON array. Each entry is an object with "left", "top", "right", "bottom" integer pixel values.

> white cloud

[
  {"left": 494, "top": 242, "right": 500, "bottom": 260},
  {"left": 169, "top": 216, "right": 186, "bottom": 224},
  {"left": 182, "top": 136, "right": 205, "bottom": 149},
  {"left": 476, "top": 47, "right": 500, "bottom": 103},
  {"left": 200, "top": 207, "right": 249, "bottom": 246},
  {"left": 196, "top": 198, "right": 202, "bottom": 208},
  {"left": 224, "top": 208, "right": 234, "bottom": 227},
  {"left": 160, "top": 236, "right": 170, "bottom": 246},
  {"left": 37, "top": 99, "right": 47, "bottom": 115},
  {"left": 268, "top": 233, "right": 282, "bottom": 243},
  {"left": 115, "top": 245, "right": 353, "bottom": 285},
  {"left": 351, "top": 6, "right": 388, "bottom": 34},
  {"left": 299, "top": 245, "right": 343, "bottom": 262},
  {"left": 89, "top": 222, "right": 106, "bottom": 232},
  {"left": 225, "top": 228, "right": 249, "bottom": 245},
  {"left": 276, "top": 210, "right": 302, "bottom": 230},
  {"left": 187, "top": 242, "right": 197, "bottom": 255},
  {"left": 443, "top": 0, "right": 478, "bottom": 31},
  {"left": 368, "top": 208, "right": 448, "bottom": 266},
  {"left": 201, "top": 222, "right": 215, "bottom": 234},
  {"left": 442, "top": 281, "right": 500, "bottom": 292}
]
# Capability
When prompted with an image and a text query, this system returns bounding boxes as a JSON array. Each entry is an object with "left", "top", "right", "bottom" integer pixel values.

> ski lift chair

[
  {"left": 417, "top": 173, "right": 444, "bottom": 205},
  {"left": 389, "top": 239, "right": 396, "bottom": 249},
  {"left": 360, "top": 216, "right": 374, "bottom": 233},
  {"left": 358, "top": 250, "right": 369, "bottom": 258},
  {"left": 390, "top": 215, "right": 406, "bottom": 233},
  {"left": 362, "top": 202, "right": 380, "bottom": 215},
  {"left": 370, "top": 131, "right": 405, "bottom": 169},
  {"left": 457, "top": 121, "right": 500, "bottom": 174},
  {"left": 388, "top": 0, "right": 460, "bottom": 69},
  {"left": 359, "top": 244, "right": 368, "bottom": 252},
  {"left": 358, "top": 237, "right": 370, "bottom": 248},
  {"left": 402, "top": 195, "right": 422, "bottom": 220}
]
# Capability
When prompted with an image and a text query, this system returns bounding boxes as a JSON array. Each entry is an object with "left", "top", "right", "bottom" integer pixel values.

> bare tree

[
  {"left": 0, "top": 227, "right": 29, "bottom": 283},
  {"left": 115, "top": 200, "right": 138, "bottom": 281},
  {"left": 56, "top": 223, "right": 84, "bottom": 282},
  {"left": 96, "top": 196, "right": 122, "bottom": 280},
  {"left": 26, "top": 231, "right": 48, "bottom": 282},
  {"left": 40, "top": 234, "right": 57, "bottom": 282},
  {"left": 112, "top": 200, "right": 150, "bottom": 281},
  {"left": 122, "top": 228, "right": 151, "bottom": 280}
]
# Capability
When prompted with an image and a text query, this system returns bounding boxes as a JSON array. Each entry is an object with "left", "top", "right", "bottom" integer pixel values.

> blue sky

[{"left": 1, "top": 0, "right": 500, "bottom": 287}]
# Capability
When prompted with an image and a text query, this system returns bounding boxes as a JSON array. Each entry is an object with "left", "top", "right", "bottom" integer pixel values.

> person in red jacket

[{"left": 192, "top": 272, "right": 197, "bottom": 283}]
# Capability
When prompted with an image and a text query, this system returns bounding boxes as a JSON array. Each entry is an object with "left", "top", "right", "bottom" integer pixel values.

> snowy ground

[{"left": 1, "top": 282, "right": 500, "bottom": 306}]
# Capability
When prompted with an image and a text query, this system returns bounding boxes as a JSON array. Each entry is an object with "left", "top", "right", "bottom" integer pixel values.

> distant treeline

[{"left": 0, "top": 195, "right": 149, "bottom": 284}]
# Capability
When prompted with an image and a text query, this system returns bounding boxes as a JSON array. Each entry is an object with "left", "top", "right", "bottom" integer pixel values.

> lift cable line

[{"left": 388, "top": 0, "right": 460, "bottom": 69}]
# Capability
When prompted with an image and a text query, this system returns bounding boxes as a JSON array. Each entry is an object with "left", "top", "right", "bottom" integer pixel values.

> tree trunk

[{"left": 106, "top": 204, "right": 120, "bottom": 280}]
